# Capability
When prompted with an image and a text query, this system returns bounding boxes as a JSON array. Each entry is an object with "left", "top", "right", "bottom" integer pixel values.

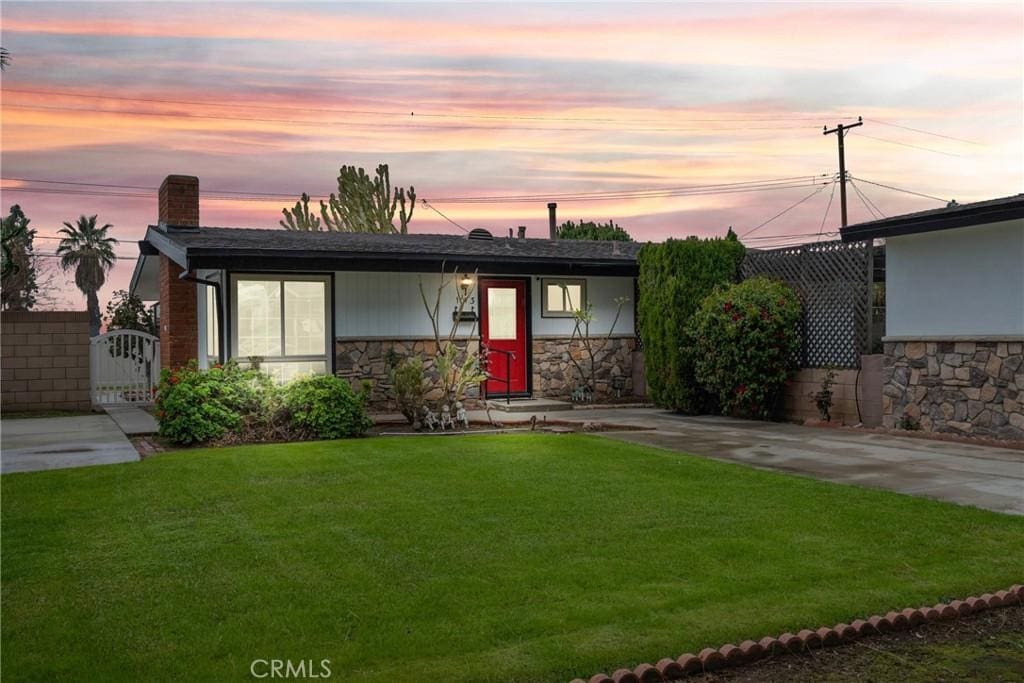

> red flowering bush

[{"left": 689, "top": 276, "right": 801, "bottom": 419}]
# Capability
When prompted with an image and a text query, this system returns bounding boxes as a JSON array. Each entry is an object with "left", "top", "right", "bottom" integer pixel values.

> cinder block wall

[
  {"left": 782, "top": 356, "right": 883, "bottom": 426},
  {"left": 1, "top": 311, "right": 92, "bottom": 412}
]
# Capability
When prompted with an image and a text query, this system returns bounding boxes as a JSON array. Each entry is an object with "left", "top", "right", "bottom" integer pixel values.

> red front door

[{"left": 480, "top": 278, "right": 528, "bottom": 395}]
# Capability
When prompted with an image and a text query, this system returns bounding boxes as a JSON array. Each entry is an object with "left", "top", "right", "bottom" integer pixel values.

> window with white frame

[
  {"left": 232, "top": 275, "right": 329, "bottom": 383},
  {"left": 542, "top": 278, "right": 586, "bottom": 317}
]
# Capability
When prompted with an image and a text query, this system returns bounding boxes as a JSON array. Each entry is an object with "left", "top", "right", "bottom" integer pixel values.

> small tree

[
  {"left": 418, "top": 264, "right": 486, "bottom": 410},
  {"left": 563, "top": 286, "right": 628, "bottom": 397},
  {"left": 281, "top": 164, "right": 415, "bottom": 233},
  {"left": 105, "top": 289, "right": 157, "bottom": 335},
  {"left": 1, "top": 205, "right": 38, "bottom": 310},
  {"left": 557, "top": 219, "right": 632, "bottom": 241}
]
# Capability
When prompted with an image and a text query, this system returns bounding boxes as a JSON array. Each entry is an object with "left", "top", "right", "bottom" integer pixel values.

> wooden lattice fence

[{"left": 742, "top": 239, "right": 874, "bottom": 368}]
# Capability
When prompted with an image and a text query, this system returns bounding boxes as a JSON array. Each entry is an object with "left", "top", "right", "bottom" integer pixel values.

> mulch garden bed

[
  {"left": 699, "top": 604, "right": 1024, "bottom": 683},
  {"left": 373, "top": 418, "right": 651, "bottom": 436}
]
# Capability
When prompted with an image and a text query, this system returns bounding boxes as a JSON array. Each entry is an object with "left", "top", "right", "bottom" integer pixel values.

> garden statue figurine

[
  {"left": 440, "top": 403, "right": 454, "bottom": 430},
  {"left": 455, "top": 401, "right": 469, "bottom": 429},
  {"left": 422, "top": 406, "right": 438, "bottom": 431}
]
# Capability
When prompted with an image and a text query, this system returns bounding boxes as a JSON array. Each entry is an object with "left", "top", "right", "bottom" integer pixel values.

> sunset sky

[{"left": 1, "top": 1, "right": 1022, "bottom": 309}]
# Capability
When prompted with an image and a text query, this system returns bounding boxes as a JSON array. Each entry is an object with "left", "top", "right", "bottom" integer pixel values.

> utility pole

[{"left": 823, "top": 116, "right": 863, "bottom": 227}]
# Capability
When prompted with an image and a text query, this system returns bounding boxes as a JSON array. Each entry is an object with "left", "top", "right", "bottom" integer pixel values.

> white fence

[{"left": 90, "top": 330, "right": 160, "bottom": 406}]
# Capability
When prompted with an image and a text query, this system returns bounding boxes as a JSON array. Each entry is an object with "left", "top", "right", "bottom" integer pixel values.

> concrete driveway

[
  {"left": 1, "top": 414, "right": 139, "bottom": 474},
  {"left": 481, "top": 407, "right": 1024, "bottom": 516}
]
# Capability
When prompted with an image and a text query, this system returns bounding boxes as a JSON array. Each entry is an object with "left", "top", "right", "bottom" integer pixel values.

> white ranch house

[{"left": 131, "top": 176, "right": 641, "bottom": 407}]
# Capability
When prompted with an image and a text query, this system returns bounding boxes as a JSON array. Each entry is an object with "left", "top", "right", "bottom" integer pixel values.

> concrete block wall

[
  {"left": 1, "top": 311, "right": 92, "bottom": 412},
  {"left": 782, "top": 355, "right": 883, "bottom": 426}
]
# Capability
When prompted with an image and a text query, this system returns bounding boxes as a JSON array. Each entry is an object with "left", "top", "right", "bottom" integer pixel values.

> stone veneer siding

[
  {"left": 883, "top": 340, "right": 1024, "bottom": 440},
  {"left": 334, "top": 335, "right": 635, "bottom": 410},
  {"left": 335, "top": 338, "right": 480, "bottom": 411},
  {"left": 531, "top": 335, "right": 635, "bottom": 399}
]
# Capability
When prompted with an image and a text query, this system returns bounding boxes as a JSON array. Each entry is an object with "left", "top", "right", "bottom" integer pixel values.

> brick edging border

[{"left": 572, "top": 584, "right": 1023, "bottom": 683}]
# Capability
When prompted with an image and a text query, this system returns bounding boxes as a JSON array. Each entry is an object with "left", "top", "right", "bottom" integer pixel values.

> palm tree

[{"left": 57, "top": 215, "right": 118, "bottom": 336}]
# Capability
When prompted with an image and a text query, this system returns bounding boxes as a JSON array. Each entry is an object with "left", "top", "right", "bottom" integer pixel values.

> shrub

[
  {"left": 155, "top": 361, "right": 275, "bottom": 445},
  {"left": 689, "top": 276, "right": 801, "bottom": 419},
  {"left": 636, "top": 233, "right": 746, "bottom": 412},
  {"left": 283, "top": 374, "right": 373, "bottom": 440},
  {"left": 389, "top": 355, "right": 427, "bottom": 426}
]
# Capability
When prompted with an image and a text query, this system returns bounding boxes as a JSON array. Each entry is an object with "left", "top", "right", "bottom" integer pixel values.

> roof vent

[{"left": 467, "top": 228, "right": 493, "bottom": 241}]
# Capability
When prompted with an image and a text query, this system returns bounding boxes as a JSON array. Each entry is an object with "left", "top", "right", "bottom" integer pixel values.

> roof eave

[{"left": 840, "top": 202, "right": 1024, "bottom": 242}]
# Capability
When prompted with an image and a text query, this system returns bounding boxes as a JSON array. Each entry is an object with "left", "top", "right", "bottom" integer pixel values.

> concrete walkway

[
  {"left": 1, "top": 414, "right": 140, "bottom": 474},
  {"left": 468, "top": 407, "right": 1024, "bottom": 516},
  {"left": 103, "top": 405, "right": 159, "bottom": 436}
]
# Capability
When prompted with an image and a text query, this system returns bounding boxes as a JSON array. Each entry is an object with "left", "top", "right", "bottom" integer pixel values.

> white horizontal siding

[{"left": 333, "top": 271, "right": 634, "bottom": 338}]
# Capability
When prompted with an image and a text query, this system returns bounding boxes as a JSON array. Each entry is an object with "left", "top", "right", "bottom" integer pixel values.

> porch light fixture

[{"left": 459, "top": 276, "right": 474, "bottom": 295}]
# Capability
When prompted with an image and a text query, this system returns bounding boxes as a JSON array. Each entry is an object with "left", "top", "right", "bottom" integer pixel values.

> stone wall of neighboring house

[
  {"left": 883, "top": 340, "right": 1024, "bottom": 441},
  {"left": 1, "top": 311, "right": 92, "bottom": 412},
  {"left": 334, "top": 334, "right": 637, "bottom": 410},
  {"left": 781, "top": 355, "right": 883, "bottom": 426}
]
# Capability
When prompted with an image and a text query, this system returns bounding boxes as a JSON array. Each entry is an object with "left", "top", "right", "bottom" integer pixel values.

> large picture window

[
  {"left": 541, "top": 278, "right": 586, "bottom": 317},
  {"left": 232, "top": 275, "right": 329, "bottom": 382}
]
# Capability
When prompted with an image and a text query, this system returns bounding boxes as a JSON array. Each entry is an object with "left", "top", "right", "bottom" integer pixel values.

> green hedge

[
  {"left": 155, "top": 363, "right": 372, "bottom": 446},
  {"left": 690, "top": 276, "right": 802, "bottom": 419},
  {"left": 637, "top": 233, "right": 745, "bottom": 412}
]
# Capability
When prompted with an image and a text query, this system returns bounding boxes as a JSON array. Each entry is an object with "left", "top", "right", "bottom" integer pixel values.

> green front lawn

[{"left": 3, "top": 434, "right": 1022, "bottom": 681}]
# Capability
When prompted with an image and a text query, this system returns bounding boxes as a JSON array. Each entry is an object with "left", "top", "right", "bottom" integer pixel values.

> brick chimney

[
  {"left": 517, "top": 225, "right": 527, "bottom": 239},
  {"left": 157, "top": 175, "right": 199, "bottom": 369},
  {"left": 159, "top": 175, "right": 200, "bottom": 227}
]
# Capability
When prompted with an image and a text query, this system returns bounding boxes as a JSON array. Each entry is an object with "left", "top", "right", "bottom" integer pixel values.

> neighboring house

[
  {"left": 130, "top": 176, "right": 640, "bottom": 406},
  {"left": 841, "top": 194, "right": 1024, "bottom": 439}
]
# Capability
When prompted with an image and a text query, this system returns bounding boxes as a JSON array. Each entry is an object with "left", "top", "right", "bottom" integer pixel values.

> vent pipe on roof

[{"left": 547, "top": 202, "right": 557, "bottom": 239}]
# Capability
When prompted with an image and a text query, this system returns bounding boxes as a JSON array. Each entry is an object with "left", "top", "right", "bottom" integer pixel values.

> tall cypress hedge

[{"left": 637, "top": 233, "right": 745, "bottom": 412}]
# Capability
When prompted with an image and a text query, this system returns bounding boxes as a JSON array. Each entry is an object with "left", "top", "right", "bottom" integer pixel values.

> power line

[
  {"left": 2, "top": 103, "right": 827, "bottom": 135},
  {"left": 849, "top": 176, "right": 949, "bottom": 203},
  {"left": 2, "top": 180, "right": 834, "bottom": 206},
  {"left": 2, "top": 173, "right": 825, "bottom": 200},
  {"left": 865, "top": 117, "right": 982, "bottom": 146},
  {"left": 426, "top": 175, "right": 832, "bottom": 203},
  {"left": 849, "top": 178, "right": 882, "bottom": 220},
  {"left": 419, "top": 200, "right": 468, "bottom": 233},
  {"left": 2, "top": 176, "right": 300, "bottom": 198},
  {"left": 2, "top": 173, "right": 837, "bottom": 205},
  {"left": 852, "top": 131, "right": 961, "bottom": 157},
  {"left": 741, "top": 182, "right": 833, "bottom": 237},
  {"left": 4, "top": 87, "right": 859, "bottom": 126},
  {"left": 817, "top": 181, "right": 838, "bottom": 240},
  {"left": 849, "top": 178, "right": 885, "bottom": 218}
]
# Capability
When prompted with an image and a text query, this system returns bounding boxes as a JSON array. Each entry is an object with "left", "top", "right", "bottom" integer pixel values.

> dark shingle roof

[
  {"left": 840, "top": 193, "right": 1024, "bottom": 242},
  {"left": 146, "top": 225, "right": 641, "bottom": 275}
]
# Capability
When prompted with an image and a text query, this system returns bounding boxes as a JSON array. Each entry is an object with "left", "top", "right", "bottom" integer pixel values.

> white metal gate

[{"left": 90, "top": 330, "right": 161, "bottom": 406}]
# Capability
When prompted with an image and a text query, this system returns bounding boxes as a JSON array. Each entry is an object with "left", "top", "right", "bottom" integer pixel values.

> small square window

[{"left": 542, "top": 278, "right": 586, "bottom": 318}]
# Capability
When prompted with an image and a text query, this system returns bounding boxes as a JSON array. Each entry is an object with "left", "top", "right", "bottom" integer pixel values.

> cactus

[
  {"left": 282, "top": 164, "right": 415, "bottom": 233},
  {"left": 279, "top": 193, "right": 321, "bottom": 231}
]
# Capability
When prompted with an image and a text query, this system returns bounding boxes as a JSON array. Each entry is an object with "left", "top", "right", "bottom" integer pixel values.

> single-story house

[
  {"left": 840, "top": 193, "right": 1024, "bottom": 439},
  {"left": 131, "top": 175, "right": 642, "bottom": 406}
]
